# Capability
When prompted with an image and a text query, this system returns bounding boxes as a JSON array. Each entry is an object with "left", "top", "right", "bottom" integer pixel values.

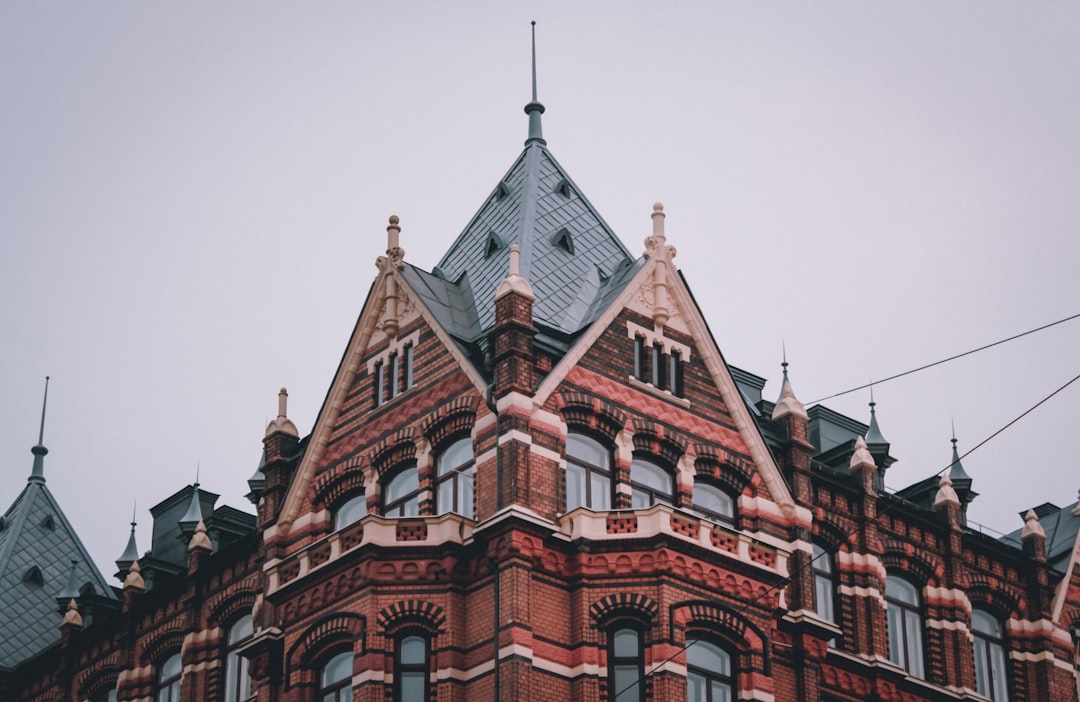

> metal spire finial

[
  {"left": 29, "top": 376, "right": 50, "bottom": 483},
  {"left": 781, "top": 340, "right": 788, "bottom": 377},
  {"left": 524, "top": 21, "right": 546, "bottom": 145}
]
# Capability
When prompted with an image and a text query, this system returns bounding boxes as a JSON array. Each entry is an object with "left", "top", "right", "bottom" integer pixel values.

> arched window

[
  {"left": 395, "top": 634, "right": 429, "bottom": 702},
  {"left": 813, "top": 544, "right": 835, "bottom": 624},
  {"left": 685, "top": 636, "right": 733, "bottom": 702},
  {"left": 692, "top": 480, "right": 734, "bottom": 524},
  {"left": 630, "top": 457, "right": 673, "bottom": 509},
  {"left": 156, "top": 653, "right": 182, "bottom": 702},
  {"left": 383, "top": 463, "right": 420, "bottom": 517},
  {"left": 334, "top": 494, "right": 367, "bottom": 530},
  {"left": 566, "top": 433, "right": 612, "bottom": 511},
  {"left": 885, "top": 575, "right": 924, "bottom": 678},
  {"left": 320, "top": 650, "right": 353, "bottom": 702},
  {"left": 972, "top": 609, "right": 1008, "bottom": 701},
  {"left": 609, "top": 626, "right": 644, "bottom": 701},
  {"left": 435, "top": 437, "right": 474, "bottom": 519},
  {"left": 225, "top": 615, "right": 254, "bottom": 702}
]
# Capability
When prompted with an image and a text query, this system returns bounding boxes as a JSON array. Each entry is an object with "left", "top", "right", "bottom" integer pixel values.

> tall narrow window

[
  {"left": 651, "top": 343, "right": 664, "bottom": 388},
  {"left": 630, "top": 458, "right": 674, "bottom": 509},
  {"left": 396, "top": 634, "right": 429, "bottom": 702},
  {"left": 634, "top": 337, "right": 646, "bottom": 381},
  {"left": 886, "top": 575, "right": 924, "bottom": 678},
  {"left": 972, "top": 609, "right": 1009, "bottom": 701},
  {"left": 692, "top": 481, "right": 734, "bottom": 524},
  {"left": 566, "top": 433, "right": 612, "bottom": 511},
  {"left": 320, "top": 650, "right": 353, "bottom": 702},
  {"left": 812, "top": 545, "right": 835, "bottom": 624},
  {"left": 334, "top": 494, "right": 367, "bottom": 530},
  {"left": 610, "top": 627, "right": 643, "bottom": 702},
  {"left": 374, "top": 362, "right": 385, "bottom": 407},
  {"left": 389, "top": 353, "right": 400, "bottom": 399},
  {"left": 436, "top": 438, "right": 474, "bottom": 519},
  {"left": 403, "top": 344, "right": 414, "bottom": 389},
  {"left": 685, "top": 637, "right": 733, "bottom": 702},
  {"left": 157, "top": 653, "right": 182, "bottom": 702},
  {"left": 225, "top": 615, "right": 254, "bottom": 702},
  {"left": 384, "top": 464, "right": 420, "bottom": 517},
  {"left": 668, "top": 350, "right": 683, "bottom": 396}
]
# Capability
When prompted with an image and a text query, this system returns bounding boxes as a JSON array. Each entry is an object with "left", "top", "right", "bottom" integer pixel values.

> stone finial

[
  {"left": 771, "top": 365, "right": 809, "bottom": 422},
  {"left": 494, "top": 245, "right": 536, "bottom": 301},
  {"left": 849, "top": 436, "right": 876, "bottom": 473},
  {"left": 188, "top": 520, "right": 213, "bottom": 552},
  {"left": 933, "top": 474, "right": 960, "bottom": 509},
  {"left": 386, "top": 215, "right": 405, "bottom": 268},
  {"left": 643, "top": 203, "right": 677, "bottom": 262},
  {"left": 1021, "top": 509, "right": 1045, "bottom": 540},
  {"left": 124, "top": 561, "right": 145, "bottom": 591},
  {"left": 61, "top": 599, "right": 83, "bottom": 628},
  {"left": 265, "top": 387, "right": 299, "bottom": 438}
]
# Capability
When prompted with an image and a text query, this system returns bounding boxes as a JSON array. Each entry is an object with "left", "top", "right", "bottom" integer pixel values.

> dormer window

[
  {"left": 23, "top": 566, "right": 44, "bottom": 587},
  {"left": 551, "top": 228, "right": 574, "bottom": 254},
  {"left": 632, "top": 334, "right": 685, "bottom": 398},
  {"left": 40, "top": 514, "right": 55, "bottom": 530}
]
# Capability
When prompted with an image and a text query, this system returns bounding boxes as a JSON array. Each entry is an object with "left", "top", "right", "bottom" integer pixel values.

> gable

[
  {"left": 273, "top": 265, "right": 489, "bottom": 538},
  {"left": 535, "top": 254, "right": 796, "bottom": 518}
]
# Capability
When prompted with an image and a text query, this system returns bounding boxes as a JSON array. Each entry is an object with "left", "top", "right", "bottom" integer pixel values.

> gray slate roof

[
  {"left": 1001, "top": 501, "right": 1080, "bottom": 575},
  {"left": 0, "top": 473, "right": 115, "bottom": 670},
  {"left": 432, "top": 138, "right": 635, "bottom": 340}
]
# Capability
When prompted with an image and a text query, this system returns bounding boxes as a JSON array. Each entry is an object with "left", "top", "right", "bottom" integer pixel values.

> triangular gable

[
  {"left": 0, "top": 480, "right": 115, "bottom": 668},
  {"left": 534, "top": 252, "right": 796, "bottom": 516},
  {"left": 274, "top": 265, "right": 490, "bottom": 534}
]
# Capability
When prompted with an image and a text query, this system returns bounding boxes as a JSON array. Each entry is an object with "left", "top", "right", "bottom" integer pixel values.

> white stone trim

[
  {"left": 626, "top": 320, "right": 693, "bottom": 359},
  {"left": 364, "top": 330, "right": 421, "bottom": 374},
  {"left": 837, "top": 584, "right": 887, "bottom": 609}
]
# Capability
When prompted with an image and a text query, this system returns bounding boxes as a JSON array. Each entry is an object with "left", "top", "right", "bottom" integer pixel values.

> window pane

[
  {"left": 404, "top": 345, "right": 414, "bottom": 388},
  {"left": 711, "top": 679, "right": 732, "bottom": 702},
  {"left": 815, "top": 574, "right": 834, "bottom": 622},
  {"left": 989, "top": 640, "right": 1008, "bottom": 701},
  {"left": 334, "top": 495, "right": 367, "bottom": 530},
  {"left": 401, "top": 636, "right": 426, "bottom": 664},
  {"left": 905, "top": 610, "right": 924, "bottom": 678},
  {"left": 461, "top": 469, "right": 474, "bottom": 519},
  {"left": 438, "top": 438, "right": 472, "bottom": 474},
  {"left": 387, "top": 467, "right": 419, "bottom": 502},
  {"left": 566, "top": 464, "right": 584, "bottom": 511},
  {"left": 886, "top": 576, "right": 918, "bottom": 605},
  {"left": 438, "top": 480, "right": 454, "bottom": 515},
  {"left": 591, "top": 473, "right": 610, "bottom": 510},
  {"left": 972, "top": 609, "right": 1000, "bottom": 636},
  {"left": 400, "top": 672, "right": 425, "bottom": 702},
  {"left": 686, "top": 639, "right": 729, "bottom": 675},
  {"left": 974, "top": 637, "right": 989, "bottom": 696},
  {"left": 322, "top": 651, "right": 352, "bottom": 686},
  {"left": 612, "top": 665, "right": 641, "bottom": 702},
  {"left": 567, "top": 434, "right": 609, "bottom": 467},
  {"left": 630, "top": 459, "right": 670, "bottom": 492},
  {"left": 402, "top": 496, "right": 419, "bottom": 517},
  {"left": 693, "top": 482, "right": 733, "bottom": 519},
  {"left": 812, "top": 544, "right": 832, "bottom": 573},
  {"left": 613, "top": 628, "right": 639, "bottom": 658},
  {"left": 160, "top": 654, "right": 182, "bottom": 682},
  {"left": 887, "top": 603, "right": 904, "bottom": 667},
  {"left": 631, "top": 489, "right": 650, "bottom": 509},
  {"left": 687, "top": 672, "right": 706, "bottom": 702}
]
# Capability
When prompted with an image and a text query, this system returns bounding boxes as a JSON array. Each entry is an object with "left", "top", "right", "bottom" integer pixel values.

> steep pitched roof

[
  {"left": 0, "top": 475, "right": 115, "bottom": 670},
  {"left": 433, "top": 133, "right": 635, "bottom": 340}
]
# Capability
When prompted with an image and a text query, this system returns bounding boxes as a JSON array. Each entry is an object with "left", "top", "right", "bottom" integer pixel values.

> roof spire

[
  {"left": 29, "top": 376, "right": 50, "bottom": 484},
  {"left": 865, "top": 382, "right": 888, "bottom": 445},
  {"left": 179, "top": 471, "right": 204, "bottom": 528},
  {"left": 772, "top": 346, "right": 808, "bottom": 421},
  {"left": 524, "top": 21, "right": 546, "bottom": 145},
  {"left": 116, "top": 502, "right": 140, "bottom": 572},
  {"left": 949, "top": 418, "right": 971, "bottom": 481}
]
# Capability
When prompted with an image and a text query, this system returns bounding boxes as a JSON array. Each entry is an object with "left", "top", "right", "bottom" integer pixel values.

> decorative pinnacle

[
  {"left": 387, "top": 215, "right": 400, "bottom": 250},
  {"left": 651, "top": 202, "right": 666, "bottom": 239},
  {"left": 524, "top": 21, "right": 546, "bottom": 145},
  {"left": 29, "top": 376, "right": 50, "bottom": 483},
  {"left": 1021, "top": 508, "right": 1045, "bottom": 540},
  {"left": 781, "top": 340, "right": 788, "bottom": 377},
  {"left": 495, "top": 244, "right": 535, "bottom": 301}
]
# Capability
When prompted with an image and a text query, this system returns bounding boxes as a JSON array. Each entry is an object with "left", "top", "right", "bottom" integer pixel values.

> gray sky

[{"left": 2, "top": 3, "right": 1078, "bottom": 580}]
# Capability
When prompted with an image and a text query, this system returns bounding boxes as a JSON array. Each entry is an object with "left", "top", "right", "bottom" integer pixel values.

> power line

[
  {"left": 622, "top": 370, "right": 1080, "bottom": 697},
  {"left": 808, "top": 312, "right": 1080, "bottom": 405}
]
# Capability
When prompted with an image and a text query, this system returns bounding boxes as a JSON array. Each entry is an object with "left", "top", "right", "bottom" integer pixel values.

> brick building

[{"left": 3, "top": 82, "right": 1080, "bottom": 702}]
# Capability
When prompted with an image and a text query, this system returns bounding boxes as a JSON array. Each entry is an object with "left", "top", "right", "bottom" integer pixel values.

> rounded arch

[
  {"left": 312, "top": 457, "right": 368, "bottom": 511},
  {"left": 377, "top": 599, "right": 446, "bottom": 636},
  {"left": 77, "top": 660, "right": 121, "bottom": 700},
  {"left": 671, "top": 599, "right": 771, "bottom": 673},
  {"left": 589, "top": 593, "right": 659, "bottom": 628},
  {"left": 881, "top": 541, "right": 942, "bottom": 586},
  {"left": 421, "top": 396, "right": 479, "bottom": 451},
  {"left": 967, "top": 573, "right": 1021, "bottom": 620},
  {"left": 285, "top": 613, "right": 365, "bottom": 689},
  {"left": 370, "top": 430, "right": 418, "bottom": 477},
  {"left": 208, "top": 589, "right": 258, "bottom": 630},
  {"left": 558, "top": 392, "right": 627, "bottom": 443},
  {"left": 693, "top": 454, "right": 753, "bottom": 497},
  {"left": 141, "top": 627, "right": 187, "bottom": 668},
  {"left": 630, "top": 423, "right": 685, "bottom": 468}
]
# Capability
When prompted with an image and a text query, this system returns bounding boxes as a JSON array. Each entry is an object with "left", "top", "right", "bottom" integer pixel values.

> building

[{"left": 3, "top": 70, "right": 1080, "bottom": 702}]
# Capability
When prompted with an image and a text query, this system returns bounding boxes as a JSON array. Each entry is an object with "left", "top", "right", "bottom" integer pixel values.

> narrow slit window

[
  {"left": 389, "top": 353, "right": 400, "bottom": 399},
  {"left": 634, "top": 337, "right": 646, "bottom": 381},
  {"left": 668, "top": 350, "right": 682, "bottom": 396},
  {"left": 404, "top": 345, "right": 414, "bottom": 389},
  {"left": 374, "top": 361, "right": 385, "bottom": 407},
  {"left": 651, "top": 344, "right": 664, "bottom": 388}
]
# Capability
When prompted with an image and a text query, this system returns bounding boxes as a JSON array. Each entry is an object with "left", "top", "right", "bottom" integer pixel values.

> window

[
  {"left": 157, "top": 653, "right": 182, "bottom": 702},
  {"left": 395, "top": 634, "right": 429, "bottom": 702},
  {"left": 93, "top": 689, "right": 117, "bottom": 702},
  {"left": 685, "top": 636, "right": 733, "bottom": 702},
  {"left": 692, "top": 481, "right": 734, "bottom": 524},
  {"left": 634, "top": 337, "right": 647, "bottom": 381},
  {"left": 374, "top": 362, "right": 386, "bottom": 407},
  {"left": 403, "top": 344, "right": 414, "bottom": 390},
  {"left": 972, "top": 609, "right": 1008, "bottom": 701},
  {"left": 436, "top": 437, "right": 474, "bottom": 518},
  {"left": 651, "top": 343, "right": 664, "bottom": 388},
  {"left": 390, "top": 353, "right": 400, "bottom": 399},
  {"left": 630, "top": 458, "right": 673, "bottom": 509},
  {"left": 566, "top": 433, "right": 612, "bottom": 511},
  {"left": 609, "top": 626, "right": 643, "bottom": 702},
  {"left": 885, "top": 576, "right": 924, "bottom": 678},
  {"left": 320, "top": 650, "right": 353, "bottom": 702},
  {"left": 631, "top": 337, "right": 684, "bottom": 397},
  {"left": 225, "top": 615, "right": 254, "bottom": 702},
  {"left": 334, "top": 494, "right": 367, "bottom": 530},
  {"left": 813, "top": 545, "right": 835, "bottom": 624},
  {"left": 383, "top": 464, "right": 421, "bottom": 517}
]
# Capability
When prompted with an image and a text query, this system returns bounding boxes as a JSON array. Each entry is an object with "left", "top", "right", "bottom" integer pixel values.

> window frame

[
  {"left": 156, "top": 652, "right": 183, "bottom": 702},
  {"left": 435, "top": 437, "right": 475, "bottom": 519},
  {"left": 885, "top": 575, "right": 925, "bottom": 678},
  {"left": 394, "top": 632, "right": 430, "bottom": 702},
  {"left": 691, "top": 479, "right": 734, "bottom": 525},
  {"left": 629, "top": 456, "right": 674, "bottom": 509},
  {"left": 333, "top": 494, "right": 368, "bottom": 531},
  {"left": 319, "top": 649, "right": 354, "bottom": 702},
  {"left": 608, "top": 624, "right": 644, "bottom": 702},
  {"left": 812, "top": 544, "right": 835, "bottom": 624},
  {"left": 685, "top": 635, "right": 734, "bottom": 702},
  {"left": 383, "top": 462, "right": 421, "bottom": 517},
  {"left": 565, "top": 432, "right": 613, "bottom": 512},
  {"left": 224, "top": 615, "right": 254, "bottom": 702},
  {"left": 374, "top": 361, "right": 386, "bottom": 407},
  {"left": 972, "top": 608, "right": 1009, "bottom": 701}
]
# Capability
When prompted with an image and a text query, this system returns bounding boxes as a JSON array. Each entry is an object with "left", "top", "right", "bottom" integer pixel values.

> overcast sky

[{"left": 2, "top": 3, "right": 1078, "bottom": 580}]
